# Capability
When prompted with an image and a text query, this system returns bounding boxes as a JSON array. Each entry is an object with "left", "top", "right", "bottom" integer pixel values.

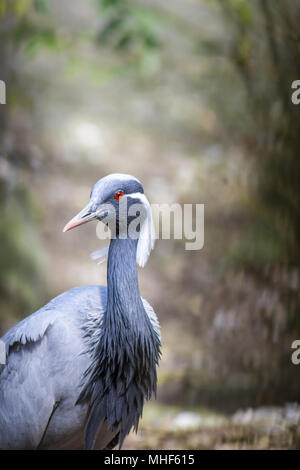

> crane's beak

[{"left": 63, "top": 204, "right": 96, "bottom": 233}]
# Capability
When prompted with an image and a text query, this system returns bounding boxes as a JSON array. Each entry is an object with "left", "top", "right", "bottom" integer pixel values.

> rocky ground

[{"left": 123, "top": 403, "right": 300, "bottom": 450}]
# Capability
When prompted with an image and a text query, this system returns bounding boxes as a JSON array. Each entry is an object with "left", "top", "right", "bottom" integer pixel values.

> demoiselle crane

[{"left": 0, "top": 173, "right": 161, "bottom": 449}]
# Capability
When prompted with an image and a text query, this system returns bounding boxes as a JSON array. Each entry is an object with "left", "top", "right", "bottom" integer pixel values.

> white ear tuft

[{"left": 135, "top": 194, "right": 156, "bottom": 267}]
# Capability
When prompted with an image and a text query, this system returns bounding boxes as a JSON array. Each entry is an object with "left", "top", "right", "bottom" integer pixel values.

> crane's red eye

[{"left": 114, "top": 190, "right": 124, "bottom": 200}]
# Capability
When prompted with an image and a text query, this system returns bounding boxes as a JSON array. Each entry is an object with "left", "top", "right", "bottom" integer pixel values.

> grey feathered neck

[{"left": 77, "top": 236, "right": 161, "bottom": 449}]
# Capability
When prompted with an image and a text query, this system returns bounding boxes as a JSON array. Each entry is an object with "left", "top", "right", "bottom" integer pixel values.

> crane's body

[
  {"left": 0, "top": 286, "right": 159, "bottom": 449},
  {"left": 0, "top": 174, "right": 161, "bottom": 450}
]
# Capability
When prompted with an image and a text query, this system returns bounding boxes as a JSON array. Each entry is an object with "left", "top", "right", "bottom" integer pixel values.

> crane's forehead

[{"left": 90, "top": 174, "right": 144, "bottom": 201}]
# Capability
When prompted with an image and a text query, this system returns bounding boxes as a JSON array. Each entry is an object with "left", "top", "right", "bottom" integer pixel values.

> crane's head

[{"left": 63, "top": 173, "right": 155, "bottom": 267}]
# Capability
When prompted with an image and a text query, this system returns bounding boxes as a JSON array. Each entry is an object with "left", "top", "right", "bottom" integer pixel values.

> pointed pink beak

[{"left": 63, "top": 204, "right": 96, "bottom": 233}]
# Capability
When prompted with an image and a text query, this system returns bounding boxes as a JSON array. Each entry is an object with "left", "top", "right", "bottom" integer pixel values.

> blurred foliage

[
  {"left": 94, "top": 0, "right": 161, "bottom": 53},
  {"left": 0, "top": 0, "right": 161, "bottom": 66},
  {"left": 0, "top": 0, "right": 68, "bottom": 55},
  {"left": 188, "top": 0, "right": 300, "bottom": 403},
  {"left": 0, "top": 0, "right": 52, "bottom": 323},
  {"left": 0, "top": 167, "right": 45, "bottom": 322},
  {"left": 212, "top": 0, "right": 300, "bottom": 269}
]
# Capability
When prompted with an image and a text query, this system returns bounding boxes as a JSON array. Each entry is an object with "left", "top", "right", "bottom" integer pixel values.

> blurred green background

[{"left": 1, "top": 0, "right": 300, "bottom": 449}]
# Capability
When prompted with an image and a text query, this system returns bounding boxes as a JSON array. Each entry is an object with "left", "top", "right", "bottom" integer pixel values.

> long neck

[
  {"left": 106, "top": 236, "right": 146, "bottom": 332},
  {"left": 79, "top": 235, "right": 161, "bottom": 449}
]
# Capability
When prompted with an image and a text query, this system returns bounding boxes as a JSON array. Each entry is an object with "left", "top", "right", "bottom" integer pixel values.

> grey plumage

[{"left": 0, "top": 174, "right": 161, "bottom": 449}]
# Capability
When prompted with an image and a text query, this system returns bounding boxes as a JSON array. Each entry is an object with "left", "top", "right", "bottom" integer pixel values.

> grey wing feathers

[
  {"left": 1, "top": 286, "right": 105, "bottom": 360},
  {"left": 2, "top": 305, "right": 56, "bottom": 359},
  {"left": 0, "top": 286, "right": 106, "bottom": 449}
]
